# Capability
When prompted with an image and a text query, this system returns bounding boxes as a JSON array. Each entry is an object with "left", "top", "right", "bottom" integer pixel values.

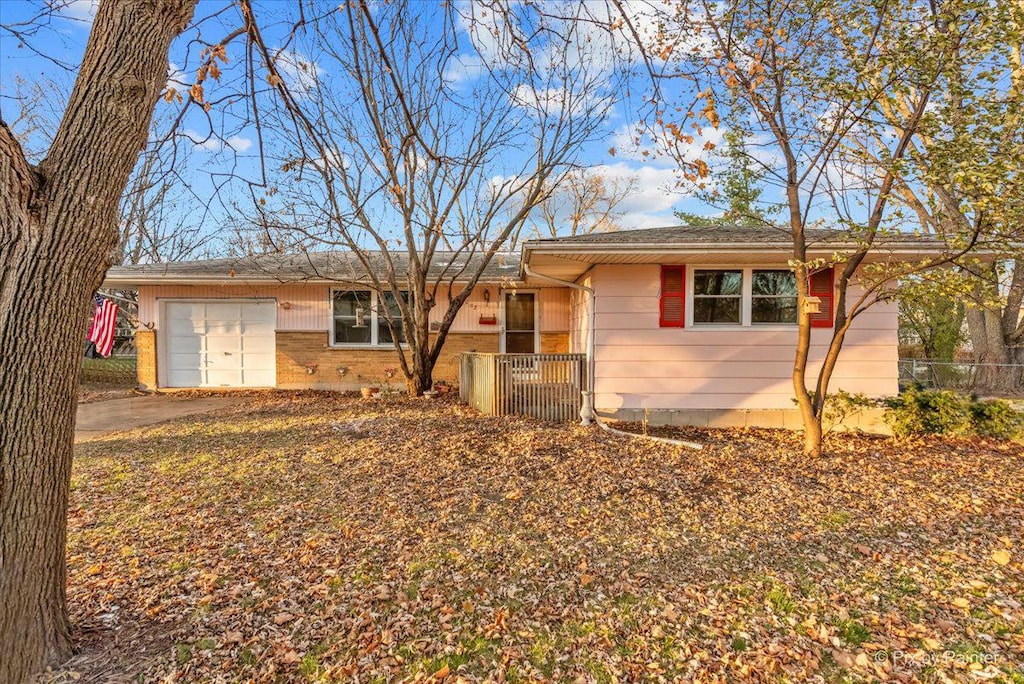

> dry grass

[{"left": 54, "top": 393, "right": 1023, "bottom": 682}]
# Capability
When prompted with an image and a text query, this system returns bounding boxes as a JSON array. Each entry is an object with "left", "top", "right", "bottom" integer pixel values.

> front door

[{"left": 502, "top": 292, "right": 536, "bottom": 353}]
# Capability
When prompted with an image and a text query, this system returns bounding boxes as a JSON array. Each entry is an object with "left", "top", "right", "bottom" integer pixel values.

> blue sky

[{"left": 1, "top": 0, "right": 728, "bottom": 257}]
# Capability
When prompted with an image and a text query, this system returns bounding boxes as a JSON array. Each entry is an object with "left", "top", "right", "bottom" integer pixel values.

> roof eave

[
  {"left": 101, "top": 273, "right": 514, "bottom": 288},
  {"left": 522, "top": 241, "right": 952, "bottom": 253}
]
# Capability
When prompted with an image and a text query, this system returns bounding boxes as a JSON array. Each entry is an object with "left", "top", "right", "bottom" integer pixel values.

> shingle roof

[
  {"left": 526, "top": 225, "right": 944, "bottom": 247},
  {"left": 103, "top": 250, "right": 522, "bottom": 285},
  {"left": 105, "top": 226, "right": 951, "bottom": 286}
]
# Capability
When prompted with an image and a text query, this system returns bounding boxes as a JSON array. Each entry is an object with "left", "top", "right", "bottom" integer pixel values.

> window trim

[
  {"left": 329, "top": 288, "right": 408, "bottom": 348},
  {"left": 686, "top": 266, "right": 799, "bottom": 329}
]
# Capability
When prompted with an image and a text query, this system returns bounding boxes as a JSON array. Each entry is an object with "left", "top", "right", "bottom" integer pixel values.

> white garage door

[{"left": 164, "top": 300, "right": 276, "bottom": 388}]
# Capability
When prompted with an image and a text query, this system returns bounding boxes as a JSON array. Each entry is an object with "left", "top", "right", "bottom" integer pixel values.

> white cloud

[
  {"left": 443, "top": 53, "right": 488, "bottom": 85},
  {"left": 167, "top": 62, "right": 188, "bottom": 90},
  {"left": 225, "top": 135, "right": 253, "bottom": 152},
  {"left": 497, "top": 160, "right": 688, "bottom": 231},
  {"left": 610, "top": 121, "right": 725, "bottom": 169},
  {"left": 542, "top": 162, "right": 689, "bottom": 230},
  {"left": 182, "top": 130, "right": 252, "bottom": 153},
  {"left": 588, "top": 162, "right": 687, "bottom": 227},
  {"left": 455, "top": 0, "right": 714, "bottom": 83},
  {"left": 510, "top": 84, "right": 600, "bottom": 118},
  {"left": 272, "top": 49, "right": 320, "bottom": 98},
  {"left": 298, "top": 149, "right": 350, "bottom": 173},
  {"left": 58, "top": 0, "right": 97, "bottom": 22}
]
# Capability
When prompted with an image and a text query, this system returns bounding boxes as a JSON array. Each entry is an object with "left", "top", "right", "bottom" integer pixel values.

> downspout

[{"left": 523, "top": 263, "right": 702, "bottom": 451}]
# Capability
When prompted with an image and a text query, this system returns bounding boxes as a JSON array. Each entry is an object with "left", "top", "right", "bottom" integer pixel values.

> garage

[{"left": 162, "top": 300, "right": 276, "bottom": 388}]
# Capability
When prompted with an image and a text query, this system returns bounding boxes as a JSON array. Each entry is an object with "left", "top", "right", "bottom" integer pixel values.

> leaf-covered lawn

[{"left": 60, "top": 394, "right": 1023, "bottom": 682}]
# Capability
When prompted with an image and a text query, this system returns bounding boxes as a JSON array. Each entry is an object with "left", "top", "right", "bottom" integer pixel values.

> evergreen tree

[{"left": 675, "top": 129, "right": 780, "bottom": 227}]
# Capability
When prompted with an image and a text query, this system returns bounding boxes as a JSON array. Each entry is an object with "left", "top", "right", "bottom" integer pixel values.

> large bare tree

[
  {"left": 118, "top": 143, "right": 213, "bottom": 265},
  {"left": 525, "top": 168, "right": 636, "bottom": 240},
  {"left": 0, "top": 1, "right": 198, "bottom": 680},
  {"left": 247, "top": 1, "right": 619, "bottom": 394}
]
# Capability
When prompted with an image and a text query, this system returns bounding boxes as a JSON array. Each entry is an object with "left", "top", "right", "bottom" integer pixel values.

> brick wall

[
  {"left": 275, "top": 331, "right": 500, "bottom": 390},
  {"left": 141, "top": 327, "right": 568, "bottom": 390},
  {"left": 136, "top": 329, "right": 157, "bottom": 390}
]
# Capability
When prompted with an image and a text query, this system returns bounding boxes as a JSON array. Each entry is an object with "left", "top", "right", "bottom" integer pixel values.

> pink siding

[
  {"left": 540, "top": 287, "right": 571, "bottom": 331},
  {"left": 569, "top": 275, "right": 591, "bottom": 354},
  {"left": 441, "top": 285, "right": 500, "bottom": 332},
  {"left": 590, "top": 264, "right": 898, "bottom": 411},
  {"left": 137, "top": 283, "right": 568, "bottom": 334},
  {"left": 138, "top": 284, "right": 330, "bottom": 331}
]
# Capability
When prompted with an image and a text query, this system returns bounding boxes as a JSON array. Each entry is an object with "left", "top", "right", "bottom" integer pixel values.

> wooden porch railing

[{"left": 459, "top": 352, "right": 587, "bottom": 422}]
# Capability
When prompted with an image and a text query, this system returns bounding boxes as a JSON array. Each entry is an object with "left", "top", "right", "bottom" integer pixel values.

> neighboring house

[{"left": 102, "top": 226, "right": 943, "bottom": 429}]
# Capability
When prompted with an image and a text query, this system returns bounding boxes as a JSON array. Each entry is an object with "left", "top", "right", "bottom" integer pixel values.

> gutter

[
  {"left": 100, "top": 275, "right": 516, "bottom": 288},
  {"left": 523, "top": 263, "right": 702, "bottom": 451},
  {"left": 521, "top": 243, "right": 969, "bottom": 259}
]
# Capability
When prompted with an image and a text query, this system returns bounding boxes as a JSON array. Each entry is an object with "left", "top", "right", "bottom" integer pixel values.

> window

[
  {"left": 682, "top": 267, "right": 804, "bottom": 327},
  {"left": 376, "top": 291, "right": 406, "bottom": 344},
  {"left": 333, "top": 291, "right": 372, "bottom": 344},
  {"left": 692, "top": 269, "right": 742, "bottom": 324},
  {"left": 332, "top": 290, "right": 406, "bottom": 346},
  {"left": 751, "top": 270, "right": 797, "bottom": 324}
]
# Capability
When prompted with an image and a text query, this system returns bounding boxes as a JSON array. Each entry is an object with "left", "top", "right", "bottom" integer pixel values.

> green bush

[
  {"left": 884, "top": 386, "right": 1022, "bottom": 439},
  {"left": 969, "top": 399, "right": 1024, "bottom": 439},
  {"left": 884, "top": 386, "right": 972, "bottom": 437},
  {"left": 823, "top": 390, "right": 879, "bottom": 433}
]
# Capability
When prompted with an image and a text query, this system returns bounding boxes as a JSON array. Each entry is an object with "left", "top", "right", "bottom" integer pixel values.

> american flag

[{"left": 88, "top": 295, "right": 119, "bottom": 358}]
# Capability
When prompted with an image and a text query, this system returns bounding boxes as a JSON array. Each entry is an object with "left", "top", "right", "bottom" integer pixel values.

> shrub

[
  {"left": 884, "top": 386, "right": 1023, "bottom": 439},
  {"left": 884, "top": 386, "right": 971, "bottom": 437},
  {"left": 823, "top": 390, "right": 879, "bottom": 434},
  {"left": 969, "top": 399, "right": 1024, "bottom": 439}
]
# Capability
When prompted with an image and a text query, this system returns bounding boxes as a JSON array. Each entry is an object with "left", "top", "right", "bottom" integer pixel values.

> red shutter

[
  {"left": 660, "top": 265, "right": 686, "bottom": 327},
  {"left": 809, "top": 267, "right": 834, "bottom": 328}
]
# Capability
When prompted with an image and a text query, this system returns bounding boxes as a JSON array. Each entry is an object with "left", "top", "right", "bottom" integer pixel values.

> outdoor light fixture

[
  {"left": 803, "top": 296, "right": 822, "bottom": 314},
  {"left": 280, "top": 301, "right": 292, "bottom": 310},
  {"left": 482, "top": 288, "right": 491, "bottom": 303}
]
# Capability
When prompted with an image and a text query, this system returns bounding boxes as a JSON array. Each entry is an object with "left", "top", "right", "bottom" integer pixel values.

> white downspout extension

[{"left": 523, "top": 263, "right": 702, "bottom": 451}]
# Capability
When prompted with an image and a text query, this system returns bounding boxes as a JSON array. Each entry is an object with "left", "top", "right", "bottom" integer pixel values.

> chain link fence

[{"left": 898, "top": 359, "right": 1024, "bottom": 393}]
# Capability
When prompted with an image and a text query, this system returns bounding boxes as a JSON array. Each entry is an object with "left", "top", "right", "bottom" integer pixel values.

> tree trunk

[
  {"left": 791, "top": 251, "right": 823, "bottom": 457},
  {"left": 408, "top": 341, "right": 434, "bottom": 396},
  {"left": 0, "top": 2, "right": 196, "bottom": 681},
  {"left": 967, "top": 307, "right": 1016, "bottom": 394},
  {"left": 965, "top": 271, "right": 1017, "bottom": 395},
  {"left": 802, "top": 416, "right": 823, "bottom": 458}
]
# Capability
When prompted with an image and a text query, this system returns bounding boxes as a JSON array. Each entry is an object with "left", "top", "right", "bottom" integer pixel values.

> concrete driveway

[{"left": 75, "top": 395, "right": 245, "bottom": 442}]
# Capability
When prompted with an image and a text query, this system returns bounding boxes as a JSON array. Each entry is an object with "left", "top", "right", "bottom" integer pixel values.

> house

[
  {"left": 102, "top": 250, "right": 570, "bottom": 392},
  {"left": 102, "top": 226, "right": 942, "bottom": 430}
]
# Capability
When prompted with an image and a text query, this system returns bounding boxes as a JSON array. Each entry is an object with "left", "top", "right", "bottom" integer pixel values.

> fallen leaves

[
  {"left": 58, "top": 393, "right": 1024, "bottom": 682},
  {"left": 991, "top": 549, "right": 1012, "bottom": 566}
]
